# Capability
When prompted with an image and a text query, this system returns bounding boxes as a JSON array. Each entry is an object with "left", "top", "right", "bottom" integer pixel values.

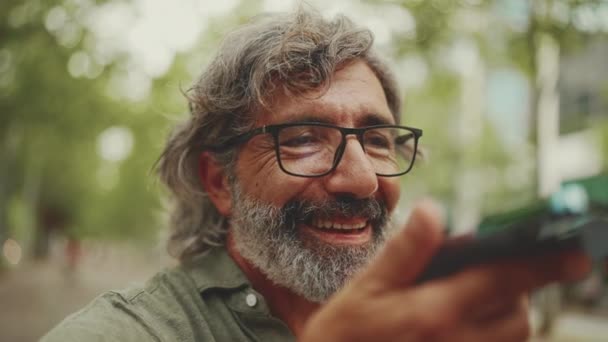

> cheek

[
  {"left": 236, "top": 150, "right": 314, "bottom": 205},
  {"left": 379, "top": 178, "right": 401, "bottom": 213},
  {"left": 240, "top": 150, "right": 276, "bottom": 179}
]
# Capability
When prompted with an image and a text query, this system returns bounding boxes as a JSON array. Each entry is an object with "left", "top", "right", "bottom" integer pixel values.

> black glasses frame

[{"left": 202, "top": 122, "right": 423, "bottom": 178}]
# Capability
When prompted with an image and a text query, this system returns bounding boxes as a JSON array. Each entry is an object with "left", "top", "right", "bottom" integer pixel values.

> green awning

[{"left": 477, "top": 173, "right": 608, "bottom": 234}]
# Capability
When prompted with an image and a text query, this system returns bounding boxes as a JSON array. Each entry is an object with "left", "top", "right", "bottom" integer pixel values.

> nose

[{"left": 323, "top": 137, "right": 378, "bottom": 199}]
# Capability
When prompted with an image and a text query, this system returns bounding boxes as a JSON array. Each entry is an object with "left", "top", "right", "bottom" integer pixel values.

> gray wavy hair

[{"left": 157, "top": 8, "right": 402, "bottom": 262}]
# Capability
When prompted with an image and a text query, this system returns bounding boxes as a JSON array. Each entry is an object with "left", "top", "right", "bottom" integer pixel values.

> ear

[{"left": 198, "top": 152, "right": 232, "bottom": 217}]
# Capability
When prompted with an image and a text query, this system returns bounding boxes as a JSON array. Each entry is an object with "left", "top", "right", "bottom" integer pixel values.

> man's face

[{"left": 229, "top": 60, "right": 401, "bottom": 301}]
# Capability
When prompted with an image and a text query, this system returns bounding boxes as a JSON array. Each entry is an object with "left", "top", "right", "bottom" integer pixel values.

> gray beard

[{"left": 229, "top": 183, "right": 390, "bottom": 303}]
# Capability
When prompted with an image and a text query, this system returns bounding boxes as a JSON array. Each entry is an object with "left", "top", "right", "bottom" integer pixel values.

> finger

[
  {"left": 455, "top": 295, "right": 531, "bottom": 342},
  {"left": 558, "top": 250, "right": 593, "bottom": 282},
  {"left": 472, "top": 294, "right": 529, "bottom": 324},
  {"left": 358, "top": 199, "right": 445, "bottom": 289},
  {"left": 390, "top": 291, "right": 529, "bottom": 341}
]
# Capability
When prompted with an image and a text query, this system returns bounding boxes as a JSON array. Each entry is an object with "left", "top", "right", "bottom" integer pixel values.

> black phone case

[{"left": 416, "top": 216, "right": 608, "bottom": 283}]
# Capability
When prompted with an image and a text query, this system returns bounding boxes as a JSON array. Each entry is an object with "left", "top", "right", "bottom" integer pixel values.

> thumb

[{"left": 361, "top": 199, "right": 445, "bottom": 289}]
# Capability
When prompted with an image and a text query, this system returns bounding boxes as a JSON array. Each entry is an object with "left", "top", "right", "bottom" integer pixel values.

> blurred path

[
  {"left": 551, "top": 313, "right": 608, "bottom": 341},
  {"left": 0, "top": 241, "right": 165, "bottom": 342}
]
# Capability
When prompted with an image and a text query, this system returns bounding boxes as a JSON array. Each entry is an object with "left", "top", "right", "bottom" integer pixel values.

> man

[{"left": 44, "top": 8, "right": 590, "bottom": 341}]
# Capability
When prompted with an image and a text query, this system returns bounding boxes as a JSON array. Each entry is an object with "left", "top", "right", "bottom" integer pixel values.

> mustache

[{"left": 281, "top": 196, "right": 388, "bottom": 226}]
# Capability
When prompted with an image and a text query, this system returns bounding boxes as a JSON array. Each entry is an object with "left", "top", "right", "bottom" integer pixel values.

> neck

[{"left": 226, "top": 232, "right": 321, "bottom": 337}]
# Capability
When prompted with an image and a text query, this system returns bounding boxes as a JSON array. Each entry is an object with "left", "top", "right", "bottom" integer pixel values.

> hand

[{"left": 300, "top": 200, "right": 592, "bottom": 342}]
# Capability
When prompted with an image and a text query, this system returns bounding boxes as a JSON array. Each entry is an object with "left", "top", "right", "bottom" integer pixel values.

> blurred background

[{"left": 1, "top": 0, "right": 608, "bottom": 340}]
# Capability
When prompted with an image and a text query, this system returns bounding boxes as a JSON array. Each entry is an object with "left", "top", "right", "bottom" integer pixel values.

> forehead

[{"left": 256, "top": 60, "right": 395, "bottom": 127}]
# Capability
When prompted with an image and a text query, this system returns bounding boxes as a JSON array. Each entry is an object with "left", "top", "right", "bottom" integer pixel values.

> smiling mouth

[{"left": 301, "top": 216, "right": 372, "bottom": 244}]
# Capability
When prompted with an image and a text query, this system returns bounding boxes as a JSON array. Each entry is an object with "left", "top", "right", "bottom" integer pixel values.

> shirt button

[{"left": 245, "top": 293, "right": 257, "bottom": 307}]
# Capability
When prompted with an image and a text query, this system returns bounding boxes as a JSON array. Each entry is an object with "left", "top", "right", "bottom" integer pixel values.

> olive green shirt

[{"left": 42, "top": 247, "right": 295, "bottom": 342}]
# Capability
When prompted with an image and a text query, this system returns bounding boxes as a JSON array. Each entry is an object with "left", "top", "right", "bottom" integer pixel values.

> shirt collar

[
  {"left": 181, "top": 246, "right": 292, "bottom": 334},
  {"left": 181, "top": 247, "right": 251, "bottom": 293}
]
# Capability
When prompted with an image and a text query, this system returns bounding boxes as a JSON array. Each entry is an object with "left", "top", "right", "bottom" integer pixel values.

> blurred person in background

[{"left": 43, "top": 7, "right": 591, "bottom": 342}]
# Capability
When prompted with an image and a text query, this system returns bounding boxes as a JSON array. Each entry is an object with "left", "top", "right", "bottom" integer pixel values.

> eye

[
  {"left": 395, "top": 133, "right": 414, "bottom": 145},
  {"left": 280, "top": 134, "right": 320, "bottom": 147},
  {"left": 365, "top": 132, "right": 391, "bottom": 149}
]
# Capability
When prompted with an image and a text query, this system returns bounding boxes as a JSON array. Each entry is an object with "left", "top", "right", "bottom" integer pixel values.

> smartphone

[{"left": 416, "top": 216, "right": 608, "bottom": 283}]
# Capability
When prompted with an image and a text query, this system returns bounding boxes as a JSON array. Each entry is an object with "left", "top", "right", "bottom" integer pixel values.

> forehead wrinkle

[{"left": 265, "top": 101, "right": 391, "bottom": 127}]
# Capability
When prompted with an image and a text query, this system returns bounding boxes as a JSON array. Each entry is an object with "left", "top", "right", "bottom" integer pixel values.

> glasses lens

[
  {"left": 277, "top": 125, "right": 341, "bottom": 176},
  {"left": 363, "top": 127, "right": 417, "bottom": 176}
]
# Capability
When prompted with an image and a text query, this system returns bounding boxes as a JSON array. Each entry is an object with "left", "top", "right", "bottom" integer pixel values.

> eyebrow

[
  {"left": 277, "top": 113, "right": 394, "bottom": 127},
  {"left": 358, "top": 114, "right": 394, "bottom": 126},
  {"left": 280, "top": 114, "right": 333, "bottom": 125}
]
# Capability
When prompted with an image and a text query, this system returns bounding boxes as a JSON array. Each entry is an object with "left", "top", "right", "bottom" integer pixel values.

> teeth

[{"left": 311, "top": 218, "right": 367, "bottom": 230}]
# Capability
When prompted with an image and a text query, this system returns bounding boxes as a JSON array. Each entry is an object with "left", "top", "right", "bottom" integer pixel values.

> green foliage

[
  {"left": 1, "top": 0, "right": 167, "bottom": 250},
  {"left": 2, "top": 0, "right": 607, "bottom": 258}
]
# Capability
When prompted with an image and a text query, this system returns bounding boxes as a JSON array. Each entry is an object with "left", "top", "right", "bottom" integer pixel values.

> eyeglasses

[{"left": 203, "top": 122, "right": 423, "bottom": 177}]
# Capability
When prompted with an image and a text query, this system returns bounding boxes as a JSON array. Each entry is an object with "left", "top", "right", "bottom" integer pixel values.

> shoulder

[
  {"left": 41, "top": 290, "right": 158, "bottom": 342},
  {"left": 42, "top": 268, "right": 201, "bottom": 342},
  {"left": 42, "top": 248, "right": 256, "bottom": 342}
]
